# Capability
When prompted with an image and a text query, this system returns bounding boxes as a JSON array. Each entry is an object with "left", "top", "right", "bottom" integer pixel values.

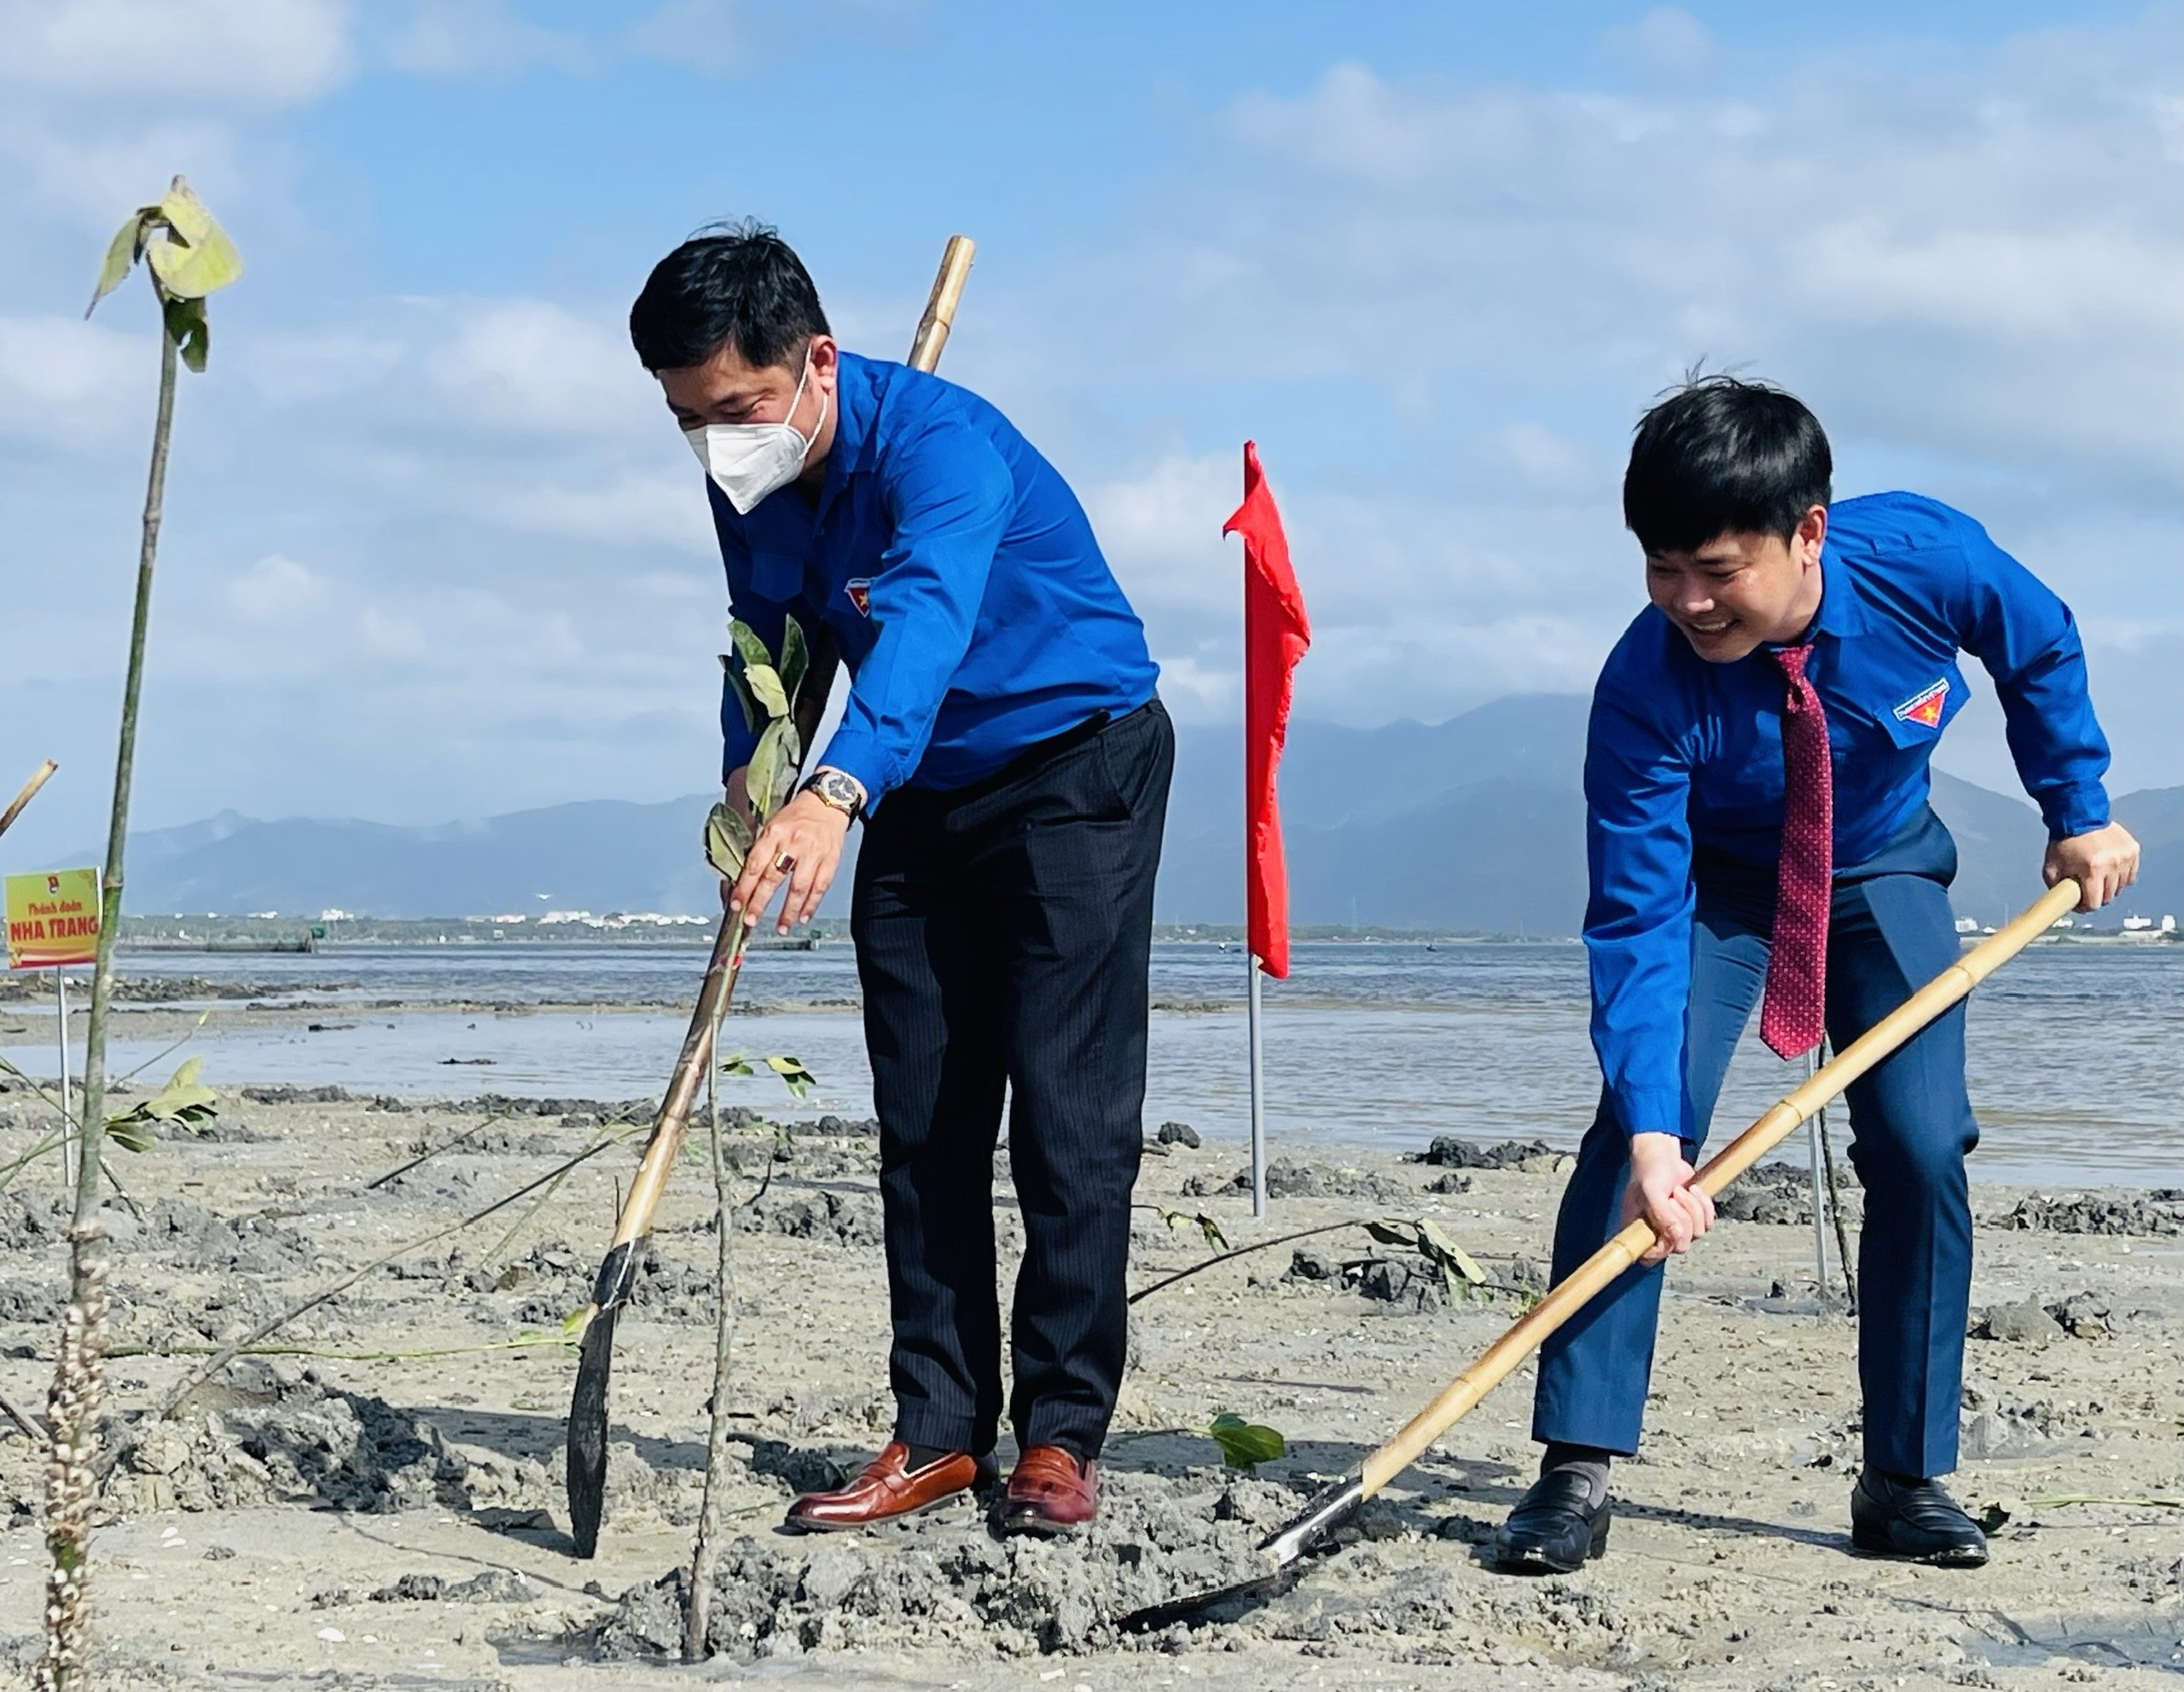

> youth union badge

[
  {"left": 846, "top": 579, "right": 872, "bottom": 616},
  {"left": 1893, "top": 678, "right": 1949, "bottom": 728}
]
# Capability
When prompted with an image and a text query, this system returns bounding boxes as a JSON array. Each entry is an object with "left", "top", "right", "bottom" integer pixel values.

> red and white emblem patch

[
  {"left": 1893, "top": 678, "right": 1949, "bottom": 728},
  {"left": 845, "top": 579, "right": 872, "bottom": 616}
]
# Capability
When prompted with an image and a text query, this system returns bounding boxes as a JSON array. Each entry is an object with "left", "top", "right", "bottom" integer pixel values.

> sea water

[{"left": 23, "top": 940, "right": 2182, "bottom": 1188}]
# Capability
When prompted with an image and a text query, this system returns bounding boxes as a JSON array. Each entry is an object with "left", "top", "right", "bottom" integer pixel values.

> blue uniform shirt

[
  {"left": 706, "top": 351, "right": 1159, "bottom": 802},
  {"left": 1585, "top": 491, "right": 2111, "bottom": 1143}
]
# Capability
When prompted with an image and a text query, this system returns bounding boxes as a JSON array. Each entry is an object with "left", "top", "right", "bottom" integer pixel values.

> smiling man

[
  {"left": 629, "top": 224, "right": 1169, "bottom": 1535},
  {"left": 1491, "top": 376, "right": 2139, "bottom": 1575}
]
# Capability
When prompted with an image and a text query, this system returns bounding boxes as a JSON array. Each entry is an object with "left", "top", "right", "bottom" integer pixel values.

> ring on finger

[{"left": 773, "top": 852, "right": 797, "bottom": 873}]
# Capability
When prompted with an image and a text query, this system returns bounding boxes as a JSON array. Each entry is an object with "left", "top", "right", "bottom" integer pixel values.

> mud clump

[
  {"left": 1413, "top": 1137, "right": 1568, "bottom": 1174},
  {"left": 1987, "top": 1191, "right": 2184, "bottom": 1237},
  {"left": 107, "top": 1362, "right": 444, "bottom": 1515},
  {"left": 1716, "top": 1160, "right": 1865, "bottom": 1228},
  {"left": 501, "top": 1240, "right": 714, "bottom": 1324},
  {"left": 1184, "top": 1158, "right": 1408, "bottom": 1202},
  {"left": 741, "top": 1187, "right": 882, "bottom": 1247},
  {"left": 592, "top": 1470, "right": 1293, "bottom": 1661},
  {"left": 142, "top": 1199, "right": 315, "bottom": 1276}
]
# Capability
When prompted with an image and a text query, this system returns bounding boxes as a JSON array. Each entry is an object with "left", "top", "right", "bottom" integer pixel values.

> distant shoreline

[{"left": 100, "top": 916, "right": 2184, "bottom": 951}]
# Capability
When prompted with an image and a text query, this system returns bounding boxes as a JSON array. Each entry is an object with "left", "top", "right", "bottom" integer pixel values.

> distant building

[{"left": 320, "top": 908, "right": 352, "bottom": 922}]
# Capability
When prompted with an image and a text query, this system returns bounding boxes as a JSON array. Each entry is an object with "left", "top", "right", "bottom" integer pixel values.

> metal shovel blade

[
  {"left": 566, "top": 1305, "right": 619, "bottom": 1558},
  {"left": 1118, "top": 1473, "right": 1366, "bottom": 1633}
]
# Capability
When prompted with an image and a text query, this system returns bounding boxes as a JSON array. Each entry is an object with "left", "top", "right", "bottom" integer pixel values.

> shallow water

[{"left": 20, "top": 939, "right": 2182, "bottom": 1187}]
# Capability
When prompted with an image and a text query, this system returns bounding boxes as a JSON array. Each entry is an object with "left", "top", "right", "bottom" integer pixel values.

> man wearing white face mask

[{"left": 629, "top": 223, "right": 1170, "bottom": 1537}]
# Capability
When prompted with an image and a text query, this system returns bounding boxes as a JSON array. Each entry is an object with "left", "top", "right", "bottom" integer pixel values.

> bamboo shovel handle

[
  {"left": 907, "top": 235, "right": 975, "bottom": 373},
  {"left": 606, "top": 914, "right": 744, "bottom": 1250},
  {"left": 1357, "top": 877, "right": 2081, "bottom": 1495},
  {"left": 0, "top": 760, "right": 58, "bottom": 841}
]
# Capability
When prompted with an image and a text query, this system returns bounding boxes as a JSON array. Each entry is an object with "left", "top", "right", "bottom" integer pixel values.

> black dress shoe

[
  {"left": 1490, "top": 1469, "right": 1612, "bottom": 1573},
  {"left": 1850, "top": 1470, "right": 1989, "bottom": 1566}
]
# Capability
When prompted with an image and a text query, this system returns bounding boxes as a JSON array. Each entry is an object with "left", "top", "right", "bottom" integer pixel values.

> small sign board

[{"left": 5, "top": 868, "right": 100, "bottom": 969}]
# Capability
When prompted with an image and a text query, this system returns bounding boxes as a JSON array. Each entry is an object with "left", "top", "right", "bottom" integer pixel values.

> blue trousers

[{"left": 1532, "top": 807, "right": 1978, "bottom": 1478}]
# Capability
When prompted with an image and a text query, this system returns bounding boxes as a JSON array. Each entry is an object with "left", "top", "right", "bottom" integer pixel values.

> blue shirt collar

[
  {"left": 820, "top": 350, "right": 882, "bottom": 497},
  {"left": 1809, "top": 536, "right": 1870, "bottom": 640}
]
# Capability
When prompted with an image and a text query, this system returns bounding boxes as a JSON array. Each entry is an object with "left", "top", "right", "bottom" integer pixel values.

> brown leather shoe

[
  {"left": 784, "top": 1442, "right": 997, "bottom": 1532},
  {"left": 1001, "top": 1445, "right": 1098, "bottom": 1536}
]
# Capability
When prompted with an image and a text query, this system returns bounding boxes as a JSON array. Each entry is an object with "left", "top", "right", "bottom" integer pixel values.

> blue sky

[{"left": 1, "top": 0, "right": 2177, "bottom": 865}]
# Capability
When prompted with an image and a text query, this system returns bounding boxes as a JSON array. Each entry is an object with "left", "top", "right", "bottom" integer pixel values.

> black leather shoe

[
  {"left": 1490, "top": 1469, "right": 1612, "bottom": 1573},
  {"left": 1850, "top": 1470, "right": 1989, "bottom": 1566}
]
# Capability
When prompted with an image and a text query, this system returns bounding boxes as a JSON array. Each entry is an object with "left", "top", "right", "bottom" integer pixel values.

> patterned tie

[{"left": 1759, "top": 644, "right": 1833, "bottom": 1060}]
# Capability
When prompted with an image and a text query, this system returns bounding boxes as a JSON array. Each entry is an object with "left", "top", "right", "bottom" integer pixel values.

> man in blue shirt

[
  {"left": 1492, "top": 377, "right": 2139, "bottom": 1575},
  {"left": 628, "top": 225, "right": 1169, "bottom": 1535}
]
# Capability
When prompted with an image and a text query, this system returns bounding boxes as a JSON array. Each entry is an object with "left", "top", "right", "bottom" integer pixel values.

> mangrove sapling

[
  {"left": 1208, "top": 1412, "right": 1287, "bottom": 1473},
  {"left": 39, "top": 175, "right": 242, "bottom": 1692},
  {"left": 685, "top": 615, "right": 816, "bottom": 1660}
]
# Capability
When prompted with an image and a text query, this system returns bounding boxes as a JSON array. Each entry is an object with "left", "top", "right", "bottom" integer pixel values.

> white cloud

[
  {"left": 383, "top": 0, "right": 590, "bottom": 76},
  {"left": 1602, "top": 8, "right": 1717, "bottom": 84},
  {"left": 0, "top": 314, "right": 142, "bottom": 446},
  {"left": 0, "top": 0, "right": 353, "bottom": 106},
  {"left": 1082, "top": 451, "right": 1241, "bottom": 619}
]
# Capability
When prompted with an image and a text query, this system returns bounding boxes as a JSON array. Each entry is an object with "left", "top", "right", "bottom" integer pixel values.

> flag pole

[{"left": 1247, "top": 950, "right": 1267, "bottom": 1218}]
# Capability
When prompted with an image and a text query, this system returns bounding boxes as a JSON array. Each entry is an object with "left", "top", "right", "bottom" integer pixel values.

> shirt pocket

[
  {"left": 1877, "top": 660, "right": 1965, "bottom": 750},
  {"left": 747, "top": 550, "right": 805, "bottom": 602}
]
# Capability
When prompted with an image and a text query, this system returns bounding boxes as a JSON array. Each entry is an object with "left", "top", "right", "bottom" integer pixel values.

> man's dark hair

[
  {"left": 1622, "top": 375, "right": 1832, "bottom": 554},
  {"left": 629, "top": 219, "right": 830, "bottom": 372}
]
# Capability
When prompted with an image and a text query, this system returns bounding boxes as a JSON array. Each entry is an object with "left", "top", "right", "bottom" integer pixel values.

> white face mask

[{"left": 682, "top": 353, "right": 828, "bottom": 515}]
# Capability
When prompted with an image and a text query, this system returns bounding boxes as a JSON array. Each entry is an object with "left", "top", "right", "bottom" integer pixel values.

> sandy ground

[{"left": 0, "top": 1073, "right": 2173, "bottom": 1692}]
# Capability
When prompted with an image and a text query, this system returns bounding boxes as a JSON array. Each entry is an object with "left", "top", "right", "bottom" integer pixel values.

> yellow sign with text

[{"left": 5, "top": 868, "right": 101, "bottom": 969}]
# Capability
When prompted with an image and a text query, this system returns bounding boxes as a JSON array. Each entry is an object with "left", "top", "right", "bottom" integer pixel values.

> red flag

[{"left": 1223, "top": 441, "right": 1311, "bottom": 979}]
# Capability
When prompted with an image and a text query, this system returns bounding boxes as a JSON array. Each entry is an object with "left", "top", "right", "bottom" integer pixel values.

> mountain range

[{"left": 63, "top": 695, "right": 2181, "bottom": 934}]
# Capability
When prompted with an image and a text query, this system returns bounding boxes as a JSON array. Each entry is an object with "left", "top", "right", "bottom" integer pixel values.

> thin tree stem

[
  {"left": 73, "top": 317, "right": 175, "bottom": 1225},
  {"left": 40, "top": 293, "right": 178, "bottom": 1692},
  {"left": 684, "top": 997, "right": 736, "bottom": 1660}
]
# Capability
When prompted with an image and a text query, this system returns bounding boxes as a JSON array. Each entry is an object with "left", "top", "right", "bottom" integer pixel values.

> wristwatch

[{"left": 801, "top": 767, "right": 866, "bottom": 822}]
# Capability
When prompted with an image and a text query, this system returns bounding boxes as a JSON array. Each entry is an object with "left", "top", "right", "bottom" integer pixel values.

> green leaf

[
  {"left": 560, "top": 1305, "right": 593, "bottom": 1343},
  {"left": 87, "top": 212, "right": 148, "bottom": 317},
  {"left": 106, "top": 1056, "right": 218, "bottom": 1150},
  {"left": 746, "top": 722, "right": 784, "bottom": 826},
  {"left": 771, "top": 720, "right": 803, "bottom": 810},
  {"left": 717, "top": 1053, "right": 756, "bottom": 1078},
  {"left": 164, "top": 294, "right": 209, "bottom": 372},
  {"left": 1977, "top": 1500, "right": 2011, "bottom": 1533},
  {"left": 704, "top": 801, "right": 753, "bottom": 881},
  {"left": 764, "top": 1055, "right": 815, "bottom": 1102},
  {"left": 1416, "top": 1218, "right": 1488, "bottom": 1285},
  {"left": 142, "top": 180, "right": 244, "bottom": 299},
  {"left": 1208, "top": 1412, "right": 1287, "bottom": 1470},
  {"left": 1195, "top": 1212, "right": 1228, "bottom": 1251},
  {"left": 780, "top": 615, "right": 810, "bottom": 706},
  {"left": 729, "top": 619, "right": 773, "bottom": 679},
  {"left": 743, "top": 663, "right": 789, "bottom": 719},
  {"left": 106, "top": 1115, "right": 158, "bottom": 1154},
  {"left": 747, "top": 718, "right": 802, "bottom": 820},
  {"left": 1365, "top": 1219, "right": 1415, "bottom": 1250},
  {"left": 720, "top": 653, "right": 758, "bottom": 735}
]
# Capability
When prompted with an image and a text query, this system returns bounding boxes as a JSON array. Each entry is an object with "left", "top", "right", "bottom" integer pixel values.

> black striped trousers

[{"left": 851, "top": 699, "right": 1171, "bottom": 1460}]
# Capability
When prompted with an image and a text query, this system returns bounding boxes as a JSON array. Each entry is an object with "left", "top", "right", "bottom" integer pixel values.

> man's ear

[
  {"left": 808, "top": 334, "right": 840, "bottom": 388},
  {"left": 1794, "top": 503, "right": 1828, "bottom": 570}
]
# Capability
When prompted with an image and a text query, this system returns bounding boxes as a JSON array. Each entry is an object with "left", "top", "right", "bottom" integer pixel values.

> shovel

[
  {"left": 565, "top": 234, "right": 979, "bottom": 1558},
  {"left": 1121, "top": 877, "right": 2082, "bottom": 1630}
]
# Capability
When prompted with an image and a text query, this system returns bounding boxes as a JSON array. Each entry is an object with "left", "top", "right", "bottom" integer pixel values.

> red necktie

[{"left": 1760, "top": 644, "right": 1832, "bottom": 1059}]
